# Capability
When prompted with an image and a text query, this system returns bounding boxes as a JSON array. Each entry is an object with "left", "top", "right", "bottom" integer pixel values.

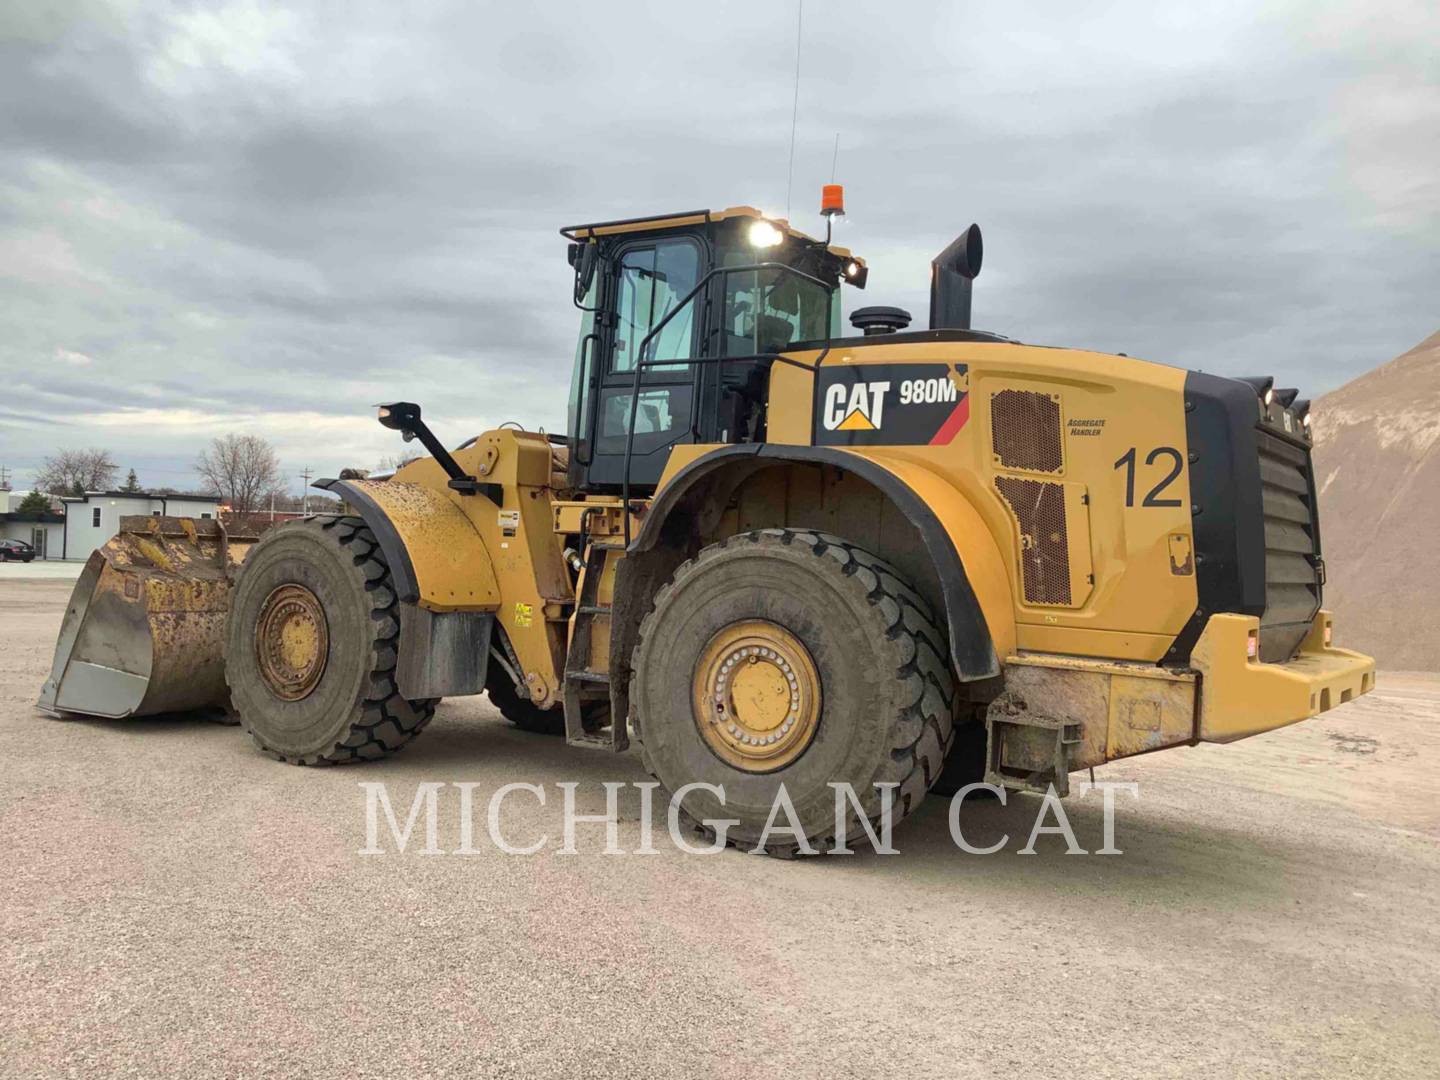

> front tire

[
  {"left": 225, "top": 515, "right": 436, "bottom": 764},
  {"left": 632, "top": 529, "right": 955, "bottom": 855}
]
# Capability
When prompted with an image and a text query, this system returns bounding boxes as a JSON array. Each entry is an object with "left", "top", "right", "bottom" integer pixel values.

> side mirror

[{"left": 574, "top": 242, "right": 599, "bottom": 303}]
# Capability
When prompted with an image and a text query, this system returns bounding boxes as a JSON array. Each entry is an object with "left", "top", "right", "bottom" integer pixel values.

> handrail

[
  {"left": 571, "top": 330, "right": 601, "bottom": 466},
  {"left": 620, "top": 261, "right": 836, "bottom": 544},
  {"left": 560, "top": 209, "right": 712, "bottom": 242}
]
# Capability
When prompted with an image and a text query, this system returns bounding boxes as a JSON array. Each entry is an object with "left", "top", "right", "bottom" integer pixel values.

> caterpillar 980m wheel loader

[{"left": 39, "top": 194, "right": 1375, "bottom": 853}]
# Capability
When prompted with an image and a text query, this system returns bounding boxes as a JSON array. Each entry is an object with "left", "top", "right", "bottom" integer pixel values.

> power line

[{"left": 784, "top": 0, "right": 803, "bottom": 220}]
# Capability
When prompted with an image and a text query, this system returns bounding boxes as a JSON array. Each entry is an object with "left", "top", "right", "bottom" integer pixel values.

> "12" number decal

[{"left": 1114, "top": 446, "right": 1184, "bottom": 507}]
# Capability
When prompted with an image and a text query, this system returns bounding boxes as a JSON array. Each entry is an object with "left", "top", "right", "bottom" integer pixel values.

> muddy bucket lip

[
  {"left": 37, "top": 519, "right": 256, "bottom": 720},
  {"left": 116, "top": 514, "right": 262, "bottom": 543},
  {"left": 36, "top": 551, "right": 109, "bottom": 716}
]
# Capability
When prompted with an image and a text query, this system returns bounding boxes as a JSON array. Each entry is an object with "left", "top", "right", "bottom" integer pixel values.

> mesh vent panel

[
  {"left": 991, "top": 389, "right": 1063, "bottom": 473},
  {"left": 995, "top": 476, "right": 1072, "bottom": 606}
]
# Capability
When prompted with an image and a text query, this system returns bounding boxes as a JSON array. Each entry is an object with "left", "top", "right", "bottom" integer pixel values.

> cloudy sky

[{"left": 2, "top": 0, "right": 1436, "bottom": 495}]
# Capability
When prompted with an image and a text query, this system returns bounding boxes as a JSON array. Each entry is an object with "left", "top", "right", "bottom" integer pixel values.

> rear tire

[
  {"left": 633, "top": 529, "right": 955, "bottom": 856},
  {"left": 930, "top": 705, "right": 990, "bottom": 797},
  {"left": 485, "top": 648, "right": 612, "bottom": 735},
  {"left": 225, "top": 515, "right": 436, "bottom": 765},
  {"left": 485, "top": 651, "right": 565, "bottom": 735}
]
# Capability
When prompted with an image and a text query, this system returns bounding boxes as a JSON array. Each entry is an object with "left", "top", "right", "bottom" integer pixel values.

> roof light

[
  {"left": 1263, "top": 387, "right": 1275, "bottom": 408},
  {"left": 748, "top": 220, "right": 784, "bottom": 248},
  {"left": 845, "top": 261, "right": 860, "bottom": 278}
]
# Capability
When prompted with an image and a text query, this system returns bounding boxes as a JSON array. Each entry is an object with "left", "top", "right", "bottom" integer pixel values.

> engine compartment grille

[
  {"left": 1256, "top": 428, "right": 1321, "bottom": 661},
  {"left": 991, "top": 389, "right": 1063, "bottom": 473},
  {"left": 995, "top": 476, "right": 1072, "bottom": 606}
]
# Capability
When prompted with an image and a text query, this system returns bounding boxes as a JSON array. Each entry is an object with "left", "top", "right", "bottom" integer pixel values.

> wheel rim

[
  {"left": 255, "top": 583, "right": 329, "bottom": 701},
  {"left": 692, "top": 620, "right": 822, "bottom": 772}
]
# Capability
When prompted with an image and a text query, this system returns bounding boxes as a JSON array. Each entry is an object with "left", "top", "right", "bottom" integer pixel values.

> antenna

[
  {"left": 784, "top": 0, "right": 803, "bottom": 220},
  {"left": 830, "top": 132, "right": 840, "bottom": 183}
]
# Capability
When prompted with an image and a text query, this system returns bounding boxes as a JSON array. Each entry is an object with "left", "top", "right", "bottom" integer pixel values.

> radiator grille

[
  {"left": 991, "top": 390, "right": 1063, "bottom": 473},
  {"left": 1256, "top": 429, "right": 1321, "bottom": 661},
  {"left": 995, "top": 476, "right": 1072, "bottom": 605}
]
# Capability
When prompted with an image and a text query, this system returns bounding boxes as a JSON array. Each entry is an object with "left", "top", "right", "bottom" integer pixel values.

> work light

[{"left": 748, "top": 220, "right": 783, "bottom": 248}]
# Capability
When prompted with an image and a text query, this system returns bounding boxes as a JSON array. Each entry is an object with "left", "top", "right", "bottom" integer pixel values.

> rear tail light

[
  {"left": 1246, "top": 630, "right": 1259, "bottom": 660},
  {"left": 1323, "top": 623, "right": 1333, "bottom": 647}
]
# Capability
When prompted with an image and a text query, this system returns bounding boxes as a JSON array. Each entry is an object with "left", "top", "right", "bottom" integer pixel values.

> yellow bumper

[{"left": 1191, "top": 610, "right": 1376, "bottom": 743}]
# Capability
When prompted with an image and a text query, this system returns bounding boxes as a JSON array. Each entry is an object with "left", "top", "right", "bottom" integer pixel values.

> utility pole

[{"left": 298, "top": 467, "right": 313, "bottom": 517}]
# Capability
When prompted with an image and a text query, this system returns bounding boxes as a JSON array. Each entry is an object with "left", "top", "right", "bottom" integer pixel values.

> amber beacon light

[{"left": 820, "top": 184, "right": 845, "bottom": 217}]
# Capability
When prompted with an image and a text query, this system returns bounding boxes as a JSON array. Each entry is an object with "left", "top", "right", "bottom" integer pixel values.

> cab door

[{"left": 583, "top": 234, "right": 705, "bottom": 491}]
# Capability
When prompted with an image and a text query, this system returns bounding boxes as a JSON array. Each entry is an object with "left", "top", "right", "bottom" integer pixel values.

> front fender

[{"left": 316, "top": 479, "right": 499, "bottom": 612}]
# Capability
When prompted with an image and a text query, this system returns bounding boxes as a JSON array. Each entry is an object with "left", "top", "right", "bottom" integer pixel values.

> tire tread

[
  {"left": 632, "top": 528, "right": 956, "bottom": 856},
  {"left": 232, "top": 515, "right": 436, "bottom": 766}
]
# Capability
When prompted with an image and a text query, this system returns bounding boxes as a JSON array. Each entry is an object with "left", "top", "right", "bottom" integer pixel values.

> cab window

[
  {"left": 719, "top": 266, "right": 832, "bottom": 356},
  {"left": 611, "top": 239, "right": 700, "bottom": 374}
]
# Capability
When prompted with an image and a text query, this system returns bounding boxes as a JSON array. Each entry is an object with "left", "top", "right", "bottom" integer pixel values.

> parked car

[{"left": 0, "top": 539, "right": 37, "bottom": 562}]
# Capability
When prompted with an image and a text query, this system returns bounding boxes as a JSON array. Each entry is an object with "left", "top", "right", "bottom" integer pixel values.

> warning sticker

[{"left": 513, "top": 602, "right": 534, "bottom": 628}]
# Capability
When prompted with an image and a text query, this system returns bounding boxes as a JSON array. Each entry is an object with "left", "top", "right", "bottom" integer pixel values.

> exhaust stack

[{"left": 929, "top": 223, "right": 983, "bottom": 330}]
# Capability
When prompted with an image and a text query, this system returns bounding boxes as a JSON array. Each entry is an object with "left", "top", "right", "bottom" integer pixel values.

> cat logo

[
  {"left": 814, "top": 363, "right": 970, "bottom": 447},
  {"left": 822, "top": 380, "right": 891, "bottom": 432}
]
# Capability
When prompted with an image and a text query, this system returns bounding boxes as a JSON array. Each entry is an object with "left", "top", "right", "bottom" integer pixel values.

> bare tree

[
  {"left": 195, "top": 434, "right": 284, "bottom": 514},
  {"left": 376, "top": 453, "right": 421, "bottom": 472},
  {"left": 34, "top": 448, "right": 118, "bottom": 495}
]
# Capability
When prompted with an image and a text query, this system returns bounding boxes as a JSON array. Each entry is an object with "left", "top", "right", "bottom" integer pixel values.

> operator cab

[{"left": 560, "top": 206, "right": 867, "bottom": 493}]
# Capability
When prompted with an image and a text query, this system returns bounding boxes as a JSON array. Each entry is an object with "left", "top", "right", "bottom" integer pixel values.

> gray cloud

[{"left": 1, "top": 0, "right": 1436, "bottom": 493}]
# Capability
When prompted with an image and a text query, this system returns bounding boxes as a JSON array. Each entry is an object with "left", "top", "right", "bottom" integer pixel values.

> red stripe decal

[{"left": 928, "top": 394, "right": 970, "bottom": 445}]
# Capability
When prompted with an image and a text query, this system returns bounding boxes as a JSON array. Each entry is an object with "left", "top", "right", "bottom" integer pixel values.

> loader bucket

[{"left": 37, "top": 516, "right": 259, "bottom": 720}]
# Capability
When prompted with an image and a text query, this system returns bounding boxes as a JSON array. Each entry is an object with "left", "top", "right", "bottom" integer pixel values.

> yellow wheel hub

[
  {"left": 255, "top": 583, "right": 329, "bottom": 701},
  {"left": 693, "top": 620, "right": 821, "bottom": 772}
]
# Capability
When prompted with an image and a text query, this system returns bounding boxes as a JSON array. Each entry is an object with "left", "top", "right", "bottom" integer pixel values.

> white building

[
  {"left": 0, "top": 490, "right": 65, "bottom": 559},
  {"left": 58, "top": 490, "right": 221, "bottom": 561}
]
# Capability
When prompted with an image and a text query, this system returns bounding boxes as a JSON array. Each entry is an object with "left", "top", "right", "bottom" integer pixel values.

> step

[
  {"left": 566, "top": 670, "right": 610, "bottom": 685},
  {"left": 566, "top": 732, "right": 619, "bottom": 751},
  {"left": 577, "top": 604, "right": 612, "bottom": 616}
]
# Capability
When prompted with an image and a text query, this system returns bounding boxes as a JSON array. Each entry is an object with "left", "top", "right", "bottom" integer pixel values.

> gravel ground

[{"left": 3, "top": 578, "right": 1438, "bottom": 1079}]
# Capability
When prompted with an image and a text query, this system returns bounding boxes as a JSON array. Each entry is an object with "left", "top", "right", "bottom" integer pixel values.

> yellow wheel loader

[{"left": 39, "top": 199, "right": 1376, "bottom": 853}]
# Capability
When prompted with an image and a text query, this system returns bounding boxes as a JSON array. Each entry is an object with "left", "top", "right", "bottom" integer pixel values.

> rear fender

[{"left": 611, "top": 446, "right": 1015, "bottom": 724}]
